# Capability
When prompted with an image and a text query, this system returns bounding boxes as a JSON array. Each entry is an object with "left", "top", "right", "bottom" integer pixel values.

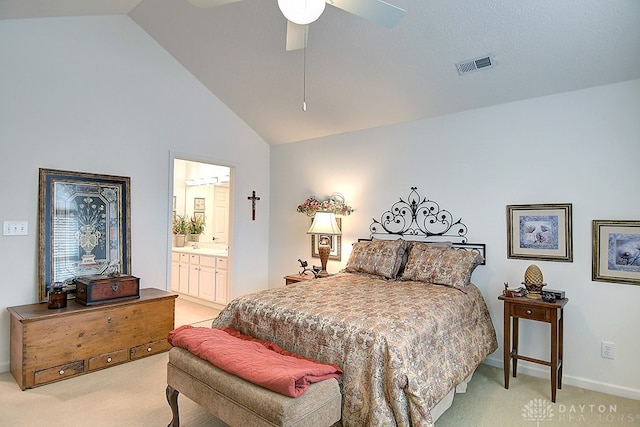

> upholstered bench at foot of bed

[{"left": 166, "top": 347, "right": 342, "bottom": 427}]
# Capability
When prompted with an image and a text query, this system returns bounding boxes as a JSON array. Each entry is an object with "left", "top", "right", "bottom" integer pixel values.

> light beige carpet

[
  {"left": 0, "top": 352, "right": 222, "bottom": 427},
  {"left": 174, "top": 297, "right": 221, "bottom": 328},
  {"left": 2, "top": 297, "right": 637, "bottom": 426},
  {"left": 1, "top": 357, "right": 637, "bottom": 427},
  {"left": 435, "top": 364, "right": 640, "bottom": 426}
]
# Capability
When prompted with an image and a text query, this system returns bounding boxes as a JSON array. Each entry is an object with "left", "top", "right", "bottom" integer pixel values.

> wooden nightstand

[
  {"left": 498, "top": 294, "right": 569, "bottom": 403},
  {"left": 284, "top": 274, "right": 315, "bottom": 285}
]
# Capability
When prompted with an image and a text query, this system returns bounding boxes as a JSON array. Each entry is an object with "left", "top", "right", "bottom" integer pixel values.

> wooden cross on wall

[{"left": 247, "top": 190, "right": 260, "bottom": 221}]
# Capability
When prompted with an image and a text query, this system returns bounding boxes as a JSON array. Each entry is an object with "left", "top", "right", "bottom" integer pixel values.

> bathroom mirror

[{"left": 173, "top": 159, "right": 230, "bottom": 246}]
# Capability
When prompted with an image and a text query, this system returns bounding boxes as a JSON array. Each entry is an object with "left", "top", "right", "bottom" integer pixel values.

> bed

[
  {"left": 172, "top": 188, "right": 497, "bottom": 426},
  {"left": 211, "top": 237, "right": 497, "bottom": 426}
]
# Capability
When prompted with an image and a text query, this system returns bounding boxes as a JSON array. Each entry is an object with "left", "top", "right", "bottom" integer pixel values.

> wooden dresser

[{"left": 8, "top": 288, "right": 177, "bottom": 390}]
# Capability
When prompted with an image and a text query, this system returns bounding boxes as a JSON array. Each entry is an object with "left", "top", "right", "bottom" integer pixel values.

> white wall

[
  {"left": 0, "top": 16, "right": 270, "bottom": 371},
  {"left": 270, "top": 79, "right": 640, "bottom": 399}
]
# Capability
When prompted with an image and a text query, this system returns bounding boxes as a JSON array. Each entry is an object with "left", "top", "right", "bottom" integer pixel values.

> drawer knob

[
  {"left": 106, "top": 357, "right": 112, "bottom": 363},
  {"left": 147, "top": 347, "right": 152, "bottom": 352},
  {"left": 107, "top": 317, "right": 112, "bottom": 323},
  {"left": 526, "top": 309, "right": 532, "bottom": 315},
  {"left": 59, "top": 369, "right": 65, "bottom": 375},
  {"left": 111, "top": 283, "right": 119, "bottom": 292}
]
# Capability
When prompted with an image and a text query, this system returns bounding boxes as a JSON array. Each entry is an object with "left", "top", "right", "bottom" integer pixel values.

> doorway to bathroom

[{"left": 170, "top": 156, "right": 232, "bottom": 311}]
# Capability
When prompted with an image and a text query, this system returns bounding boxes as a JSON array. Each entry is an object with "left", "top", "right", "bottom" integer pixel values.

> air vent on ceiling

[{"left": 456, "top": 55, "right": 495, "bottom": 75}]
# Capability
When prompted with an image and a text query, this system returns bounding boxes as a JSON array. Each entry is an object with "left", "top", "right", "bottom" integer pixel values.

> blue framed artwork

[
  {"left": 592, "top": 220, "right": 640, "bottom": 285},
  {"left": 507, "top": 203, "right": 573, "bottom": 262},
  {"left": 38, "top": 168, "right": 131, "bottom": 302}
]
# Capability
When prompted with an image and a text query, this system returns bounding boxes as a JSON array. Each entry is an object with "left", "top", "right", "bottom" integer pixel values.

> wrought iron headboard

[{"left": 368, "top": 187, "right": 486, "bottom": 264}]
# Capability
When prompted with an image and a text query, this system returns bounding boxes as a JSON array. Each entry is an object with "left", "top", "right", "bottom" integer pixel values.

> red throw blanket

[{"left": 167, "top": 325, "right": 342, "bottom": 398}]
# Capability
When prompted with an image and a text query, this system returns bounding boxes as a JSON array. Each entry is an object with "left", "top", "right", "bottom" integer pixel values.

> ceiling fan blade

[
  {"left": 187, "top": 0, "right": 243, "bottom": 8},
  {"left": 328, "top": 0, "right": 405, "bottom": 28},
  {"left": 285, "top": 21, "right": 309, "bottom": 51}
]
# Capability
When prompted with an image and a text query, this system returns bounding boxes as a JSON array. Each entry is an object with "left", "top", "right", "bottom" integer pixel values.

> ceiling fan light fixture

[{"left": 278, "top": 0, "right": 326, "bottom": 25}]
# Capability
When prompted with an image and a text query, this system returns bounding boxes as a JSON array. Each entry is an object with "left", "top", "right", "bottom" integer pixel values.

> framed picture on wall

[
  {"left": 194, "top": 197, "right": 205, "bottom": 211},
  {"left": 311, "top": 217, "right": 342, "bottom": 261},
  {"left": 592, "top": 220, "right": 640, "bottom": 285},
  {"left": 507, "top": 203, "right": 573, "bottom": 262},
  {"left": 38, "top": 168, "right": 132, "bottom": 303}
]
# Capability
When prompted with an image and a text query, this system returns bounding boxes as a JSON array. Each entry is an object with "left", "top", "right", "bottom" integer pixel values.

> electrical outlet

[{"left": 601, "top": 341, "right": 615, "bottom": 359}]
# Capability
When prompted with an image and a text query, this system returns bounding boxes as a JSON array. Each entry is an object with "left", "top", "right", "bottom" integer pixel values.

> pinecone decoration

[
  {"left": 524, "top": 264, "right": 544, "bottom": 284},
  {"left": 523, "top": 264, "right": 546, "bottom": 295}
]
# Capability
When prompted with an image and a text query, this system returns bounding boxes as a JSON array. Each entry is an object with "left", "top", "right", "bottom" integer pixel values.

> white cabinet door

[
  {"left": 171, "top": 252, "right": 180, "bottom": 292},
  {"left": 173, "top": 252, "right": 225, "bottom": 304},
  {"left": 188, "top": 254, "right": 200, "bottom": 297},
  {"left": 214, "top": 257, "right": 228, "bottom": 304},
  {"left": 215, "top": 268, "right": 227, "bottom": 304},
  {"left": 198, "top": 256, "right": 216, "bottom": 302},
  {"left": 178, "top": 253, "right": 190, "bottom": 294}
]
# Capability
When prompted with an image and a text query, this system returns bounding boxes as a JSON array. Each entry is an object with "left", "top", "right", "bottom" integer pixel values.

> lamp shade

[
  {"left": 307, "top": 211, "right": 341, "bottom": 235},
  {"left": 278, "top": 0, "right": 326, "bottom": 25}
]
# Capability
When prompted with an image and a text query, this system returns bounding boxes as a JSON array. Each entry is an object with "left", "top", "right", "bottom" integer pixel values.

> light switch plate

[{"left": 3, "top": 221, "right": 28, "bottom": 236}]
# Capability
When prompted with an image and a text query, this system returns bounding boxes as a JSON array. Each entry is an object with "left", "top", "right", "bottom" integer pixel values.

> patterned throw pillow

[
  {"left": 400, "top": 244, "right": 483, "bottom": 290},
  {"left": 397, "top": 241, "right": 453, "bottom": 276},
  {"left": 344, "top": 239, "right": 407, "bottom": 279}
]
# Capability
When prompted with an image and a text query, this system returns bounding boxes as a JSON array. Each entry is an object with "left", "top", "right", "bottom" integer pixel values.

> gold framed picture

[
  {"left": 507, "top": 203, "right": 572, "bottom": 262},
  {"left": 592, "top": 220, "right": 640, "bottom": 285}
]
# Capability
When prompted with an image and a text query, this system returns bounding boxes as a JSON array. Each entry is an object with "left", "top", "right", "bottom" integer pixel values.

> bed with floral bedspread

[{"left": 212, "top": 239, "right": 497, "bottom": 427}]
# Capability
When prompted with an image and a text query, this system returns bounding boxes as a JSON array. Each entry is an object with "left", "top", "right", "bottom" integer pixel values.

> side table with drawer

[
  {"left": 498, "top": 294, "right": 569, "bottom": 402},
  {"left": 284, "top": 273, "right": 316, "bottom": 285}
]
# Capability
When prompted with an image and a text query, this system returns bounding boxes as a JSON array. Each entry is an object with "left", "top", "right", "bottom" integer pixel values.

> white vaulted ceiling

[{"left": 2, "top": 0, "right": 639, "bottom": 145}]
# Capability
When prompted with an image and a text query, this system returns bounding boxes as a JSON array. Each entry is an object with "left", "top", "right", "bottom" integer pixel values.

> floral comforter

[{"left": 212, "top": 272, "right": 497, "bottom": 426}]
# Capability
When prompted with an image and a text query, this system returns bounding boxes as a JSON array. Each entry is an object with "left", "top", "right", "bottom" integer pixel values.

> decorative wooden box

[{"left": 75, "top": 275, "right": 140, "bottom": 306}]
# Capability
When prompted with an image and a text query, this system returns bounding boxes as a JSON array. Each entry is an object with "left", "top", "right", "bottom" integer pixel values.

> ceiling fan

[{"left": 187, "top": 0, "right": 406, "bottom": 51}]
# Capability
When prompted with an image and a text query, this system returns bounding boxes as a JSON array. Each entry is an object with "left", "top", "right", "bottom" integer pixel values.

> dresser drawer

[
  {"left": 34, "top": 360, "right": 84, "bottom": 386},
  {"left": 88, "top": 349, "right": 129, "bottom": 371},
  {"left": 200, "top": 255, "right": 216, "bottom": 268},
  {"left": 512, "top": 304, "right": 548, "bottom": 321},
  {"left": 130, "top": 339, "right": 171, "bottom": 360},
  {"left": 216, "top": 257, "right": 228, "bottom": 269}
]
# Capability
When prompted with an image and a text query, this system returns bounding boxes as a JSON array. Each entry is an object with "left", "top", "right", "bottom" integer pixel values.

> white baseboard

[
  {"left": 484, "top": 356, "right": 640, "bottom": 400},
  {"left": 0, "top": 360, "right": 10, "bottom": 374}
]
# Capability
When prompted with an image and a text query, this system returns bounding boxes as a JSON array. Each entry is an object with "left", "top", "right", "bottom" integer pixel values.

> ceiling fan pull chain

[{"left": 302, "top": 29, "right": 307, "bottom": 112}]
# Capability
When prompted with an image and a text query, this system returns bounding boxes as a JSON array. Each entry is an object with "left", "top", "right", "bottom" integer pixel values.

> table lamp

[{"left": 307, "top": 211, "right": 341, "bottom": 277}]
